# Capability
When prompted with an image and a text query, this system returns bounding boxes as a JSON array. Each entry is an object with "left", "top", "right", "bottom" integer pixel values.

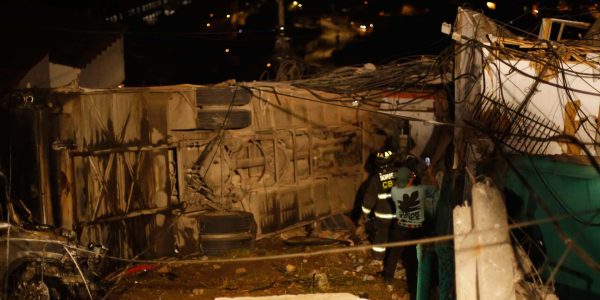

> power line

[
  {"left": 243, "top": 84, "right": 449, "bottom": 127},
  {"left": 9, "top": 24, "right": 313, "bottom": 42},
  {"left": 2, "top": 207, "right": 600, "bottom": 267}
]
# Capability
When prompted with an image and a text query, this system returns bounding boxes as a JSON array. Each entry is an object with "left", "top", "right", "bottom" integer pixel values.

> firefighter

[{"left": 360, "top": 148, "right": 399, "bottom": 259}]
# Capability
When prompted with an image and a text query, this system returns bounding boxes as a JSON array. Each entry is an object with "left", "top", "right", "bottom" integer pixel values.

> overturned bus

[{"left": 1, "top": 70, "right": 447, "bottom": 261}]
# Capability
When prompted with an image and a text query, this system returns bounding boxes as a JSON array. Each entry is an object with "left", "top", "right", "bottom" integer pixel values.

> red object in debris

[{"left": 123, "top": 264, "right": 159, "bottom": 276}]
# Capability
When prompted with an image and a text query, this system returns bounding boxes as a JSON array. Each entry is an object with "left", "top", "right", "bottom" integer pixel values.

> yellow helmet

[{"left": 375, "top": 149, "right": 395, "bottom": 167}]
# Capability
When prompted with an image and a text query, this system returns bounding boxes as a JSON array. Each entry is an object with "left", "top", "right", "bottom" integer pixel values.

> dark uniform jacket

[{"left": 361, "top": 166, "right": 397, "bottom": 219}]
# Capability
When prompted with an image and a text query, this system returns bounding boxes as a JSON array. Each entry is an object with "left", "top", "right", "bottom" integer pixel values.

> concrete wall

[
  {"left": 79, "top": 37, "right": 125, "bottom": 88},
  {"left": 49, "top": 62, "right": 80, "bottom": 88},
  {"left": 17, "top": 36, "right": 125, "bottom": 90}
]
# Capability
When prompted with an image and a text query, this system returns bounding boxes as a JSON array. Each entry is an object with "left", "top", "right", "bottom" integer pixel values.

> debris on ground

[
  {"left": 192, "top": 288, "right": 205, "bottom": 296},
  {"left": 286, "top": 264, "right": 297, "bottom": 273},
  {"left": 312, "top": 271, "right": 329, "bottom": 291},
  {"left": 215, "top": 293, "right": 367, "bottom": 299},
  {"left": 109, "top": 236, "right": 408, "bottom": 299},
  {"left": 280, "top": 227, "right": 309, "bottom": 240}
]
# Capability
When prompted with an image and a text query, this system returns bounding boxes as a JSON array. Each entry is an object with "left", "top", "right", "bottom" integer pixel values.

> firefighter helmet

[{"left": 375, "top": 149, "right": 395, "bottom": 167}]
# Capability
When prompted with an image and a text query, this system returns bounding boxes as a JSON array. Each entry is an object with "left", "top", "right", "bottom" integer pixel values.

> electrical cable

[
  {"left": 527, "top": 156, "right": 600, "bottom": 227},
  {"left": 200, "top": 86, "right": 240, "bottom": 179},
  {"left": 469, "top": 121, "right": 600, "bottom": 272},
  {"left": 482, "top": 42, "right": 600, "bottom": 97},
  {"left": 451, "top": 25, "right": 600, "bottom": 151},
  {"left": 244, "top": 84, "right": 449, "bottom": 126},
  {"left": 12, "top": 23, "right": 299, "bottom": 42},
  {"left": 290, "top": 55, "right": 447, "bottom": 98},
  {"left": 63, "top": 245, "right": 94, "bottom": 300},
  {"left": 450, "top": 11, "right": 600, "bottom": 271},
  {"left": 2, "top": 207, "right": 599, "bottom": 266},
  {"left": 4, "top": 8, "right": 600, "bottom": 294},
  {"left": 542, "top": 209, "right": 599, "bottom": 297},
  {"left": 550, "top": 48, "right": 600, "bottom": 146},
  {"left": 3, "top": 98, "right": 12, "bottom": 296}
]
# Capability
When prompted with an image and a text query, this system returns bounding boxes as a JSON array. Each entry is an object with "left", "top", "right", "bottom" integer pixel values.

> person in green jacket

[{"left": 384, "top": 164, "right": 438, "bottom": 299}]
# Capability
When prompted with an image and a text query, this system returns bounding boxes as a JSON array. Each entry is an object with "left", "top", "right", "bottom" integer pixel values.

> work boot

[{"left": 383, "top": 273, "right": 393, "bottom": 284}]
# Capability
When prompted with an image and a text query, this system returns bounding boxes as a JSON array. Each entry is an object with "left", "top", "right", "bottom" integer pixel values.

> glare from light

[
  {"left": 363, "top": 1, "right": 368, "bottom": 5},
  {"left": 532, "top": 3, "right": 539, "bottom": 16},
  {"left": 298, "top": 4, "right": 302, "bottom": 8},
  {"left": 226, "top": 14, "right": 231, "bottom": 18},
  {"left": 225, "top": 48, "right": 230, "bottom": 53},
  {"left": 369, "top": 23, "right": 374, "bottom": 28},
  {"left": 292, "top": 1, "right": 298, "bottom": 5},
  {"left": 266, "top": 63, "right": 272, "bottom": 68},
  {"left": 238, "top": 29, "right": 243, "bottom": 33},
  {"left": 206, "top": 23, "right": 211, "bottom": 27},
  {"left": 279, "top": 26, "right": 285, "bottom": 31},
  {"left": 486, "top": 2, "right": 496, "bottom": 10},
  {"left": 209, "top": 13, "right": 214, "bottom": 17}
]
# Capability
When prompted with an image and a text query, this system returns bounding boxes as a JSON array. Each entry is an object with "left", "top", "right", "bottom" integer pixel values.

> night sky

[{"left": 1, "top": 0, "right": 598, "bottom": 88}]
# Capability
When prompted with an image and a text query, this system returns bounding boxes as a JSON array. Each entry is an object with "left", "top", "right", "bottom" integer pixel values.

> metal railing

[{"left": 470, "top": 93, "right": 562, "bottom": 155}]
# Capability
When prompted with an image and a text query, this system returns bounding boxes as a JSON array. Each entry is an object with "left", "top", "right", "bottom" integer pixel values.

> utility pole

[
  {"left": 277, "top": 0, "right": 285, "bottom": 31},
  {"left": 272, "top": 0, "right": 302, "bottom": 80},
  {"left": 274, "top": 0, "right": 290, "bottom": 80}
]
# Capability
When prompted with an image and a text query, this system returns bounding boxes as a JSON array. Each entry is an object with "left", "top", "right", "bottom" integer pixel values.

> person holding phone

[{"left": 383, "top": 161, "right": 438, "bottom": 299}]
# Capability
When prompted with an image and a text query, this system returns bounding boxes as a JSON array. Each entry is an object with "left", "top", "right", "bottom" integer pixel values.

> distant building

[{"left": 102, "top": 0, "right": 192, "bottom": 25}]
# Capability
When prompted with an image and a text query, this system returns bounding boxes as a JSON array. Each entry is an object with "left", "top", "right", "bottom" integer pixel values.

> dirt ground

[{"left": 107, "top": 236, "right": 409, "bottom": 300}]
